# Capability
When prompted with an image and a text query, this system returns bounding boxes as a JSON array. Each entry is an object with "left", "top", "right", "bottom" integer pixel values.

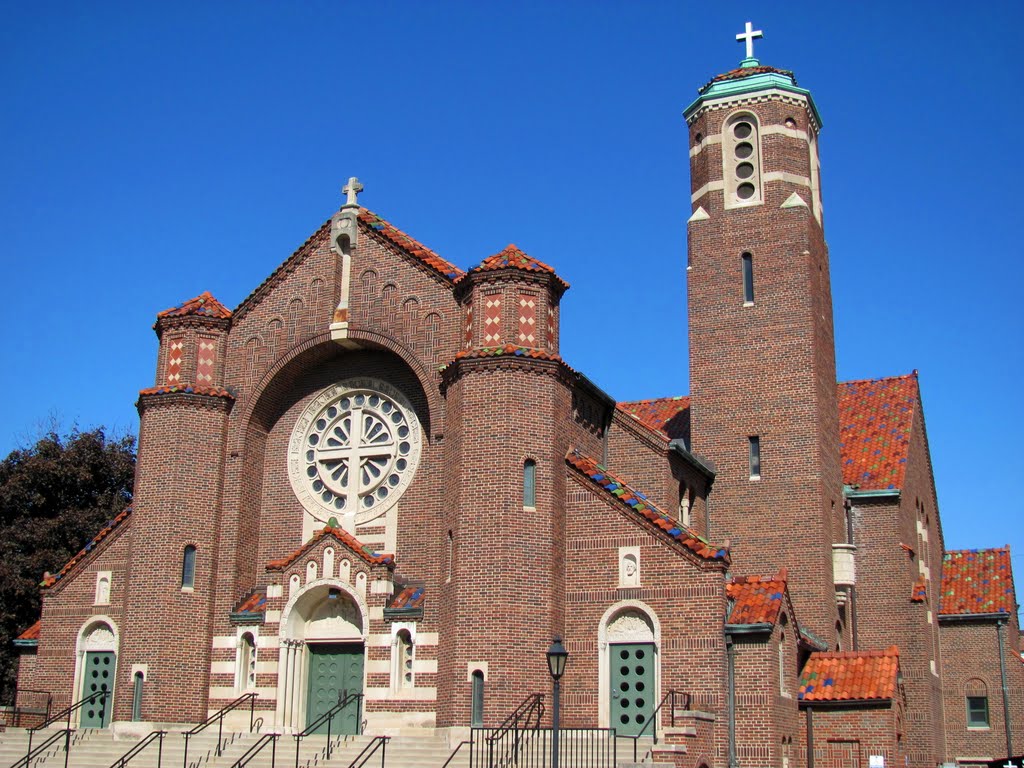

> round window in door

[{"left": 610, "top": 643, "right": 655, "bottom": 736}]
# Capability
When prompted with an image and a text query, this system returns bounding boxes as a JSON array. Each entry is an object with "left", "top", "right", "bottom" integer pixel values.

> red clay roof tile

[
  {"left": 702, "top": 64, "right": 796, "bottom": 92},
  {"left": 838, "top": 373, "right": 917, "bottom": 491},
  {"left": 939, "top": 547, "right": 1015, "bottom": 616},
  {"left": 460, "top": 244, "right": 569, "bottom": 288},
  {"left": 157, "top": 291, "right": 232, "bottom": 320},
  {"left": 16, "top": 620, "right": 41, "bottom": 641},
  {"left": 138, "top": 385, "right": 235, "bottom": 399},
  {"left": 911, "top": 575, "right": 928, "bottom": 603},
  {"left": 617, "top": 397, "right": 691, "bottom": 443},
  {"left": 42, "top": 507, "right": 133, "bottom": 588},
  {"left": 798, "top": 646, "right": 900, "bottom": 703},
  {"left": 267, "top": 526, "right": 394, "bottom": 571},
  {"left": 566, "top": 450, "right": 728, "bottom": 563},
  {"left": 727, "top": 573, "right": 788, "bottom": 625},
  {"left": 359, "top": 208, "right": 464, "bottom": 281}
]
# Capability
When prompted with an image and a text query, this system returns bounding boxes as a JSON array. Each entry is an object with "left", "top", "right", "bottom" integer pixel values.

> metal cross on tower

[{"left": 736, "top": 21, "right": 763, "bottom": 60}]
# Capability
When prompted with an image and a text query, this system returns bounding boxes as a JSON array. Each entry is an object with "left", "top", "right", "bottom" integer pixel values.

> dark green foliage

[{"left": 0, "top": 428, "right": 135, "bottom": 704}]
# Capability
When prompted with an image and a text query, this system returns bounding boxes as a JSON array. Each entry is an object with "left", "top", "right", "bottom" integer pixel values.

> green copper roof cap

[{"left": 683, "top": 59, "right": 823, "bottom": 128}]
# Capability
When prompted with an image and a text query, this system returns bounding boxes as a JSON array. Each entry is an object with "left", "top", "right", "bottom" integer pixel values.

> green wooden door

[
  {"left": 306, "top": 643, "right": 363, "bottom": 734},
  {"left": 610, "top": 643, "right": 655, "bottom": 736},
  {"left": 80, "top": 651, "right": 115, "bottom": 728}
]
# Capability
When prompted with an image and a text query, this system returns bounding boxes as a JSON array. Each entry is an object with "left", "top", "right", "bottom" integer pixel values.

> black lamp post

[{"left": 546, "top": 637, "right": 569, "bottom": 768}]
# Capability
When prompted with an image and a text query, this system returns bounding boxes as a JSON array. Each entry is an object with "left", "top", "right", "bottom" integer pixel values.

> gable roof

[
  {"left": 566, "top": 450, "right": 728, "bottom": 563},
  {"left": 939, "top": 547, "right": 1016, "bottom": 616},
  {"left": 727, "top": 573, "right": 789, "bottom": 626},
  {"left": 617, "top": 397, "right": 691, "bottom": 443},
  {"left": 16, "top": 620, "right": 41, "bottom": 644},
  {"left": 838, "top": 373, "right": 917, "bottom": 491},
  {"left": 266, "top": 525, "right": 394, "bottom": 571},
  {"left": 461, "top": 244, "right": 569, "bottom": 288},
  {"left": 622, "top": 374, "right": 920, "bottom": 492},
  {"left": 389, "top": 585, "right": 425, "bottom": 610},
  {"left": 359, "top": 208, "right": 464, "bottom": 281},
  {"left": 42, "top": 507, "right": 133, "bottom": 588},
  {"left": 157, "top": 291, "right": 232, "bottom": 320},
  {"left": 798, "top": 646, "right": 900, "bottom": 703}
]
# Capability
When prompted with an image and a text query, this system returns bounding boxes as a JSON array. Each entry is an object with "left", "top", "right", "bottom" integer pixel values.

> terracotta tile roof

[
  {"left": 17, "top": 620, "right": 41, "bottom": 641},
  {"left": 359, "top": 208, "right": 464, "bottom": 281},
  {"left": 838, "top": 373, "right": 918, "bottom": 490},
  {"left": 617, "top": 397, "right": 691, "bottom": 442},
  {"left": 939, "top": 547, "right": 1015, "bottom": 616},
  {"left": 233, "top": 590, "right": 267, "bottom": 615},
  {"left": 389, "top": 585, "right": 425, "bottom": 610},
  {"left": 449, "top": 344, "right": 566, "bottom": 366},
  {"left": 798, "top": 646, "right": 900, "bottom": 703},
  {"left": 42, "top": 507, "right": 133, "bottom": 588},
  {"left": 566, "top": 450, "right": 729, "bottom": 563},
  {"left": 138, "top": 384, "right": 235, "bottom": 399},
  {"left": 157, "top": 291, "right": 232, "bottom": 320},
  {"left": 267, "top": 525, "right": 394, "bottom": 571},
  {"left": 911, "top": 575, "right": 928, "bottom": 603},
  {"left": 700, "top": 64, "right": 796, "bottom": 93},
  {"left": 461, "top": 244, "right": 569, "bottom": 288},
  {"left": 726, "top": 573, "right": 788, "bottom": 625}
]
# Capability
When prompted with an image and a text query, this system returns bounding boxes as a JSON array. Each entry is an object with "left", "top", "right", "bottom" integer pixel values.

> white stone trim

[
  {"left": 130, "top": 664, "right": 148, "bottom": 681},
  {"left": 763, "top": 171, "right": 811, "bottom": 188},
  {"left": 597, "top": 601, "right": 661, "bottom": 730},
  {"left": 691, "top": 180, "right": 725, "bottom": 203},
  {"left": 364, "top": 687, "right": 436, "bottom": 701},
  {"left": 94, "top": 572, "right": 112, "bottom": 606},
  {"left": 72, "top": 616, "right": 120, "bottom": 728},
  {"left": 467, "top": 662, "right": 489, "bottom": 682}
]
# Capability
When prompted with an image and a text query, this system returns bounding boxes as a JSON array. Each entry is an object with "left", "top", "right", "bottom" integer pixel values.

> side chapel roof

[
  {"left": 41, "top": 507, "right": 133, "bottom": 588},
  {"left": 726, "top": 573, "right": 789, "bottom": 626},
  {"left": 566, "top": 450, "right": 728, "bottom": 563},
  {"left": 798, "top": 646, "right": 901, "bottom": 703},
  {"left": 266, "top": 525, "right": 394, "bottom": 570},
  {"left": 939, "top": 547, "right": 1016, "bottom": 616}
]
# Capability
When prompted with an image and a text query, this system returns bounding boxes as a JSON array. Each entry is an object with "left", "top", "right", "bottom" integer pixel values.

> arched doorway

[
  {"left": 277, "top": 580, "right": 367, "bottom": 734},
  {"left": 598, "top": 602, "right": 661, "bottom": 735},
  {"left": 75, "top": 618, "right": 118, "bottom": 728}
]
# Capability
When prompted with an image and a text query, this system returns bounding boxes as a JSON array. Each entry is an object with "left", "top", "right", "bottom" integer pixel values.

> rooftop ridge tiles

[
  {"left": 460, "top": 244, "right": 569, "bottom": 288},
  {"left": 41, "top": 507, "right": 133, "bottom": 588},
  {"left": 359, "top": 208, "right": 464, "bottom": 280},
  {"left": 266, "top": 525, "right": 394, "bottom": 571},
  {"left": 566, "top": 449, "right": 728, "bottom": 563},
  {"left": 157, "top": 291, "right": 233, "bottom": 320},
  {"left": 16, "top": 620, "right": 41, "bottom": 641},
  {"left": 138, "top": 384, "right": 236, "bottom": 399}
]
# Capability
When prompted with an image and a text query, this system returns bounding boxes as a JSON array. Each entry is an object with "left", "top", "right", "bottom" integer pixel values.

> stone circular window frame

[{"left": 287, "top": 378, "right": 423, "bottom": 526}]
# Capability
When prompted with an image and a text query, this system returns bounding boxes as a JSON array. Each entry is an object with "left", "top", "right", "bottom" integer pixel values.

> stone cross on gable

[
  {"left": 736, "top": 21, "right": 763, "bottom": 60},
  {"left": 342, "top": 177, "right": 364, "bottom": 209}
]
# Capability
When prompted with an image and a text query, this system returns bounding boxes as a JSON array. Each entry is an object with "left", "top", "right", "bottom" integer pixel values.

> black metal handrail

[
  {"left": 440, "top": 739, "right": 470, "bottom": 768},
  {"left": 32, "top": 689, "right": 106, "bottom": 731},
  {"left": 109, "top": 730, "right": 167, "bottom": 768},
  {"left": 345, "top": 736, "right": 388, "bottom": 768},
  {"left": 230, "top": 733, "right": 279, "bottom": 768},
  {"left": 12, "top": 688, "right": 52, "bottom": 728},
  {"left": 492, "top": 693, "right": 544, "bottom": 734},
  {"left": 9, "top": 727, "right": 72, "bottom": 768},
  {"left": 181, "top": 692, "right": 258, "bottom": 768},
  {"left": 293, "top": 691, "right": 363, "bottom": 768},
  {"left": 616, "top": 689, "right": 691, "bottom": 762},
  {"left": 481, "top": 694, "right": 546, "bottom": 768}
]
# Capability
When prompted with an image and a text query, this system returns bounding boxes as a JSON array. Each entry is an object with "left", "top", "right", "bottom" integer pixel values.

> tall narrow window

[
  {"left": 395, "top": 630, "right": 414, "bottom": 689},
  {"left": 523, "top": 460, "right": 537, "bottom": 508},
  {"left": 723, "top": 113, "right": 763, "bottom": 207},
  {"left": 131, "top": 672, "right": 144, "bottom": 721},
  {"left": 471, "top": 670, "right": 485, "bottom": 726},
  {"left": 446, "top": 530, "right": 454, "bottom": 583},
  {"left": 748, "top": 437, "right": 761, "bottom": 479},
  {"left": 181, "top": 545, "right": 196, "bottom": 589},
  {"left": 237, "top": 633, "right": 256, "bottom": 692},
  {"left": 966, "top": 678, "right": 990, "bottom": 728},
  {"left": 742, "top": 253, "right": 754, "bottom": 303}
]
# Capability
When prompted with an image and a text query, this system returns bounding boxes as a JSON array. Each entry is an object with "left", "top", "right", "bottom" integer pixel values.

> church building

[{"left": 14, "top": 24, "right": 1024, "bottom": 768}]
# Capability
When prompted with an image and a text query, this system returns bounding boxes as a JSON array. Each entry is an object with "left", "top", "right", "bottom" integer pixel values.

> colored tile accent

[
  {"left": 445, "top": 344, "right": 569, "bottom": 371},
  {"left": 838, "top": 373, "right": 917, "bottom": 491},
  {"left": 266, "top": 525, "right": 394, "bottom": 571},
  {"left": 566, "top": 450, "right": 729, "bottom": 563},
  {"left": 461, "top": 244, "right": 570, "bottom": 289},
  {"left": 483, "top": 294, "right": 502, "bottom": 345},
  {"left": 911, "top": 575, "right": 928, "bottom": 603},
  {"left": 464, "top": 301, "right": 473, "bottom": 349},
  {"left": 359, "top": 208, "right": 465, "bottom": 281},
  {"left": 518, "top": 294, "right": 537, "bottom": 346},
  {"left": 233, "top": 590, "right": 267, "bottom": 615},
  {"left": 197, "top": 338, "right": 217, "bottom": 385},
  {"left": 726, "top": 574, "right": 788, "bottom": 625},
  {"left": 158, "top": 291, "right": 232, "bottom": 320},
  {"left": 16, "top": 620, "right": 41, "bottom": 641},
  {"left": 389, "top": 585, "right": 426, "bottom": 611},
  {"left": 617, "top": 396, "right": 691, "bottom": 443},
  {"left": 41, "top": 507, "right": 133, "bottom": 588},
  {"left": 139, "top": 384, "right": 235, "bottom": 399},
  {"left": 939, "top": 547, "right": 1015, "bottom": 616},
  {"left": 702, "top": 64, "right": 797, "bottom": 91},
  {"left": 166, "top": 337, "right": 184, "bottom": 385},
  {"left": 798, "top": 646, "right": 900, "bottom": 703}
]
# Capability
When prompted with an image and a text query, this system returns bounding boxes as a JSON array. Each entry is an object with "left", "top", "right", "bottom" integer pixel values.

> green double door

[
  {"left": 80, "top": 652, "right": 115, "bottom": 727},
  {"left": 306, "top": 643, "right": 364, "bottom": 735},
  {"left": 610, "top": 643, "right": 655, "bottom": 736}
]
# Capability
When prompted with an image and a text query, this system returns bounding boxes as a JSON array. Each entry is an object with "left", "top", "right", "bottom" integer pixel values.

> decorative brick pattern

[
  {"left": 196, "top": 337, "right": 217, "bottom": 385},
  {"left": 463, "top": 301, "right": 473, "bottom": 349},
  {"left": 166, "top": 337, "right": 184, "bottom": 385},
  {"left": 517, "top": 294, "right": 537, "bottom": 346},
  {"left": 482, "top": 293, "right": 501, "bottom": 344}
]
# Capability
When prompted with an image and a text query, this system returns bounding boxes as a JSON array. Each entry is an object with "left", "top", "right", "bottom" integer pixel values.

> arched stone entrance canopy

[
  {"left": 276, "top": 580, "right": 368, "bottom": 732},
  {"left": 597, "top": 601, "right": 662, "bottom": 731},
  {"left": 74, "top": 617, "right": 119, "bottom": 728}
]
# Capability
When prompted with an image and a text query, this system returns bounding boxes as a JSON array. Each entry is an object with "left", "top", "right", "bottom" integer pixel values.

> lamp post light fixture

[{"left": 547, "top": 637, "right": 569, "bottom": 768}]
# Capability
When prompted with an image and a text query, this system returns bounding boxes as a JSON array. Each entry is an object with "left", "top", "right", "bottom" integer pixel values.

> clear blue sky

[{"left": 2, "top": 2, "right": 1021, "bottom": 611}]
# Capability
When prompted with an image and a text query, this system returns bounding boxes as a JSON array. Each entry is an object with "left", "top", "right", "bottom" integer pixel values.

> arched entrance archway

[
  {"left": 597, "top": 601, "right": 661, "bottom": 735},
  {"left": 277, "top": 580, "right": 368, "bottom": 733},
  {"left": 73, "top": 617, "right": 119, "bottom": 728}
]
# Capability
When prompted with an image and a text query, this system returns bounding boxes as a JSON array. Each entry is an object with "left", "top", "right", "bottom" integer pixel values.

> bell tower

[{"left": 684, "top": 25, "right": 843, "bottom": 643}]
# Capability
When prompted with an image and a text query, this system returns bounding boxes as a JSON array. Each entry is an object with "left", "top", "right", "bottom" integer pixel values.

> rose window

[{"left": 289, "top": 381, "right": 422, "bottom": 522}]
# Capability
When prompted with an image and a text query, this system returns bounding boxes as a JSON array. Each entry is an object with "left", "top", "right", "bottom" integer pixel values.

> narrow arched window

[
  {"left": 131, "top": 672, "right": 144, "bottom": 721},
  {"left": 471, "top": 670, "right": 485, "bottom": 727},
  {"left": 181, "top": 545, "right": 196, "bottom": 589},
  {"left": 523, "top": 460, "right": 537, "bottom": 508},
  {"left": 396, "top": 630, "right": 414, "bottom": 689},
  {"left": 237, "top": 632, "right": 256, "bottom": 692},
  {"left": 742, "top": 253, "right": 754, "bottom": 304}
]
